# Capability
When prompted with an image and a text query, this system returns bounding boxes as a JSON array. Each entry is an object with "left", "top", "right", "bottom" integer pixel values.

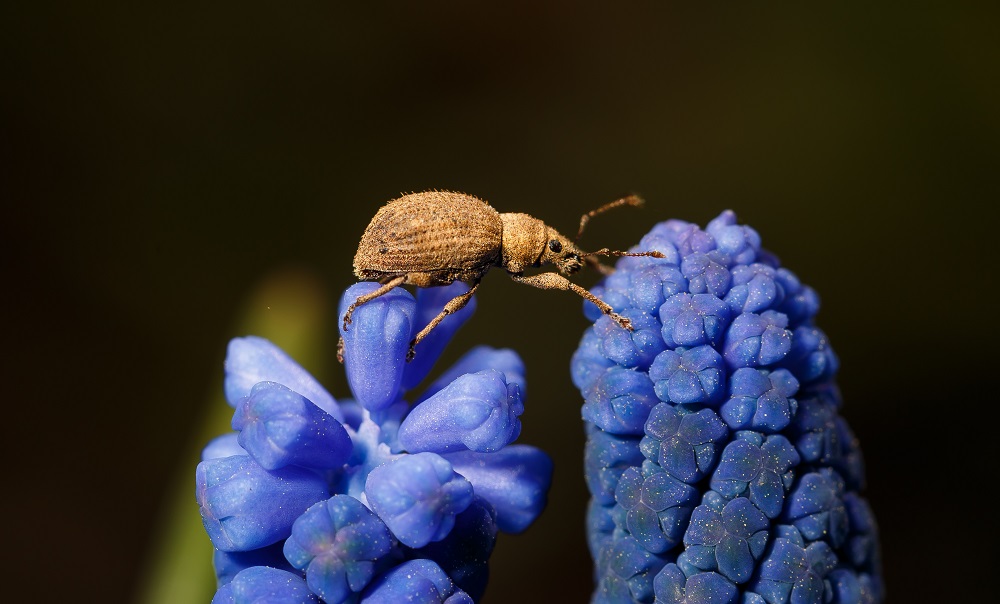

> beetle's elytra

[{"left": 341, "top": 190, "right": 664, "bottom": 361}]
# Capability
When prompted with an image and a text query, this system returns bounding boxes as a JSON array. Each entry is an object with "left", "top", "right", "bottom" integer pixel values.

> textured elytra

[{"left": 354, "top": 191, "right": 503, "bottom": 285}]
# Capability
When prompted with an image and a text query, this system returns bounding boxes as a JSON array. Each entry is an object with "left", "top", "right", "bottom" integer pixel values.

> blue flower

[
  {"left": 575, "top": 211, "right": 884, "bottom": 603},
  {"left": 196, "top": 281, "right": 553, "bottom": 602}
]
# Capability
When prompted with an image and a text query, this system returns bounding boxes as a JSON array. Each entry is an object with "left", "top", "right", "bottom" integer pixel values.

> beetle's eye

[{"left": 548, "top": 239, "right": 562, "bottom": 253}]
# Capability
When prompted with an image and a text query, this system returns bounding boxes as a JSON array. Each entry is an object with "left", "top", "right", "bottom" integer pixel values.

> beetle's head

[{"left": 540, "top": 229, "right": 586, "bottom": 275}]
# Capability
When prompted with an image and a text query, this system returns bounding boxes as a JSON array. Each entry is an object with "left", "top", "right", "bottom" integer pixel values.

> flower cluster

[
  {"left": 574, "top": 211, "right": 884, "bottom": 604},
  {"left": 197, "top": 282, "right": 553, "bottom": 603}
]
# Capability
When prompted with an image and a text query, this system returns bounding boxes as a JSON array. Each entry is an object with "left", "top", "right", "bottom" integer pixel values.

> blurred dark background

[{"left": 3, "top": 3, "right": 996, "bottom": 602}]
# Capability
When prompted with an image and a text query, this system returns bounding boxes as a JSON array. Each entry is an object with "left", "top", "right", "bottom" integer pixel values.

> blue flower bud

[
  {"left": 724, "top": 263, "right": 782, "bottom": 315},
  {"left": 783, "top": 469, "right": 849, "bottom": 548},
  {"left": 681, "top": 253, "right": 731, "bottom": 298},
  {"left": 224, "top": 336, "right": 342, "bottom": 421},
  {"left": 196, "top": 455, "right": 329, "bottom": 551},
  {"left": 398, "top": 369, "right": 523, "bottom": 454},
  {"left": 720, "top": 368, "right": 799, "bottom": 433},
  {"left": 593, "top": 531, "right": 667, "bottom": 603},
  {"left": 202, "top": 432, "right": 245, "bottom": 460},
  {"left": 444, "top": 445, "right": 553, "bottom": 534},
  {"left": 211, "top": 566, "right": 319, "bottom": 604},
  {"left": 710, "top": 433, "right": 800, "bottom": 519},
  {"left": 571, "top": 327, "right": 615, "bottom": 396},
  {"left": 660, "top": 292, "right": 731, "bottom": 349},
  {"left": 361, "top": 559, "right": 473, "bottom": 604},
  {"left": 749, "top": 537, "right": 838, "bottom": 604},
  {"left": 585, "top": 428, "right": 644, "bottom": 505},
  {"left": 365, "top": 452, "right": 474, "bottom": 548},
  {"left": 582, "top": 366, "right": 659, "bottom": 435},
  {"left": 282, "top": 494, "right": 395, "bottom": 604},
  {"left": 653, "top": 563, "right": 738, "bottom": 604},
  {"left": 649, "top": 346, "right": 726, "bottom": 405},
  {"left": 640, "top": 404, "right": 728, "bottom": 484},
  {"left": 405, "top": 498, "right": 497, "bottom": 601},
  {"left": 232, "top": 381, "right": 353, "bottom": 470},
  {"left": 338, "top": 282, "right": 416, "bottom": 411},
  {"left": 614, "top": 463, "right": 699, "bottom": 553},
  {"left": 212, "top": 541, "right": 298, "bottom": 587},
  {"left": 595, "top": 309, "right": 666, "bottom": 370},
  {"left": 680, "top": 492, "right": 769, "bottom": 584},
  {"left": 723, "top": 311, "right": 793, "bottom": 368}
]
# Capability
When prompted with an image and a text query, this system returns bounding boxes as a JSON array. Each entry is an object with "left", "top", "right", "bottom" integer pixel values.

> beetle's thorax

[{"left": 499, "top": 212, "right": 584, "bottom": 275}]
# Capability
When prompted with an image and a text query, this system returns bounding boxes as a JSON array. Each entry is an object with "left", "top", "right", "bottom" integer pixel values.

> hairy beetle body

[
  {"left": 354, "top": 191, "right": 502, "bottom": 286},
  {"left": 341, "top": 190, "right": 663, "bottom": 361}
]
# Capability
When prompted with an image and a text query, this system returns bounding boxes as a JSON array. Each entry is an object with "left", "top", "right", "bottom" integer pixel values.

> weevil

[{"left": 340, "top": 190, "right": 664, "bottom": 361}]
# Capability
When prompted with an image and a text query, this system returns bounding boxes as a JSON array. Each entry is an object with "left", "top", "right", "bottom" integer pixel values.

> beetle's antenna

[
  {"left": 582, "top": 247, "right": 665, "bottom": 275},
  {"left": 576, "top": 195, "right": 645, "bottom": 241}
]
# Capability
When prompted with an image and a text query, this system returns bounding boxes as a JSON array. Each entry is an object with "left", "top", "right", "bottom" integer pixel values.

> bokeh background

[{"left": 3, "top": 3, "right": 997, "bottom": 602}]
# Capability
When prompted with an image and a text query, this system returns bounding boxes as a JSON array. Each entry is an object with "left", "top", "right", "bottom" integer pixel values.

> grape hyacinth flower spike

[
  {"left": 574, "top": 211, "right": 884, "bottom": 604},
  {"left": 197, "top": 281, "right": 553, "bottom": 603}
]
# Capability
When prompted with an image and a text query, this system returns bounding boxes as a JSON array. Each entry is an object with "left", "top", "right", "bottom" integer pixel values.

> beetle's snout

[{"left": 557, "top": 252, "right": 584, "bottom": 275}]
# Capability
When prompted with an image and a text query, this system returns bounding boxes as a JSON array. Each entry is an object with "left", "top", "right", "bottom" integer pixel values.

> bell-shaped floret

[
  {"left": 720, "top": 368, "right": 799, "bottom": 433},
  {"left": 680, "top": 492, "right": 770, "bottom": 584},
  {"left": 365, "top": 452, "right": 474, "bottom": 548},
  {"left": 613, "top": 462, "right": 699, "bottom": 554},
  {"left": 444, "top": 444, "right": 553, "bottom": 534},
  {"left": 232, "top": 382, "right": 352, "bottom": 470},
  {"left": 224, "top": 336, "right": 341, "bottom": 421},
  {"left": 660, "top": 292, "right": 731, "bottom": 349},
  {"left": 640, "top": 404, "right": 728, "bottom": 484},
  {"left": 196, "top": 455, "right": 329, "bottom": 551},
  {"left": 282, "top": 495, "right": 395, "bottom": 604},
  {"left": 723, "top": 311, "right": 793, "bottom": 368},
  {"left": 652, "top": 564, "right": 739, "bottom": 604},
  {"left": 339, "top": 282, "right": 416, "bottom": 411},
  {"left": 405, "top": 497, "right": 497, "bottom": 601},
  {"left": 649, "top": 345, "right": 726, "bottom": 405},
  {"left": 749, "top": 536, "right": 838, "bottom": 604},
  {"left": 595, "top": 309, "right": 666, "bottom": 370},
  {"left": 582, "top": 366, "right": 659, "bottom": 435},
  {"left": 361, "top": 559, "right": 473, "bottom": 604},
  {"left": 212, "top": 541, "right": 298, "bottom": 587},
  {"left": 585, "top": 428, "right": 644, "bottom": 505},
  {"left": 710, "top": 432, "right": 800, "bottom": 519},
  {"left": 398, "top": 369, "right": 522, "bottom": 454},
  {"left": 211, "top": 566, "right": 318, "bottom": 604}
]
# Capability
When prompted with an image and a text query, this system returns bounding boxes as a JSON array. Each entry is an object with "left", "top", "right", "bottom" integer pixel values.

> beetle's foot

[
  {"left": 406, "top": 341, "right": 417, "bottom": 363},
  {"left": 336, "top": 337, "right": 345, "bottom": 364},
  {"left": 611, "top": 313, "right": 634, "bottom": 331}
]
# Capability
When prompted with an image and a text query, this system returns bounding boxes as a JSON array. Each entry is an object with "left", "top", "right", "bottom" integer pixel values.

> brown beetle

[{"left": 341, "top": 190, "right": 663, "bottom": 360}]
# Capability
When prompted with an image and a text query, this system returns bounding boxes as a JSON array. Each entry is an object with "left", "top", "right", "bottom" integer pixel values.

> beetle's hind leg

[
  {"left": 511, "top": 272, "right": 633, "bottom": 331},
  {"left": 406, "top": 280, "right": 481, "bottom": 362}
]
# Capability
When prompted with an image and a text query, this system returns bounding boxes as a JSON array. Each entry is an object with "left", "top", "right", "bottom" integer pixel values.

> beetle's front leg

[
  {"left": 338, "top": 275, "right": 407, "bottom": 364},
  {"left": 341, "top": 275, "right": 408, "bottom": 331},
  {"left": 406, "top": 280, "right": 481, "bottom": 361},
  {"left": 510, "top": 272, "right": 633, "bottom": 331}
]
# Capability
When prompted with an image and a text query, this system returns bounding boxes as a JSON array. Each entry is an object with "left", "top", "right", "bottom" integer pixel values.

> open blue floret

[
  {"left": 196, "top": 281, "right": 553, "bottom": 602},
  {"left": 575, "top": 211, "right": 884, "bottom": 603}
]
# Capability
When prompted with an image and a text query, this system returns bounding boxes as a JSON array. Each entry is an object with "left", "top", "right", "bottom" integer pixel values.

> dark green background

[{"left": 3, "top": 3, "right": 996, "bottom": 602}]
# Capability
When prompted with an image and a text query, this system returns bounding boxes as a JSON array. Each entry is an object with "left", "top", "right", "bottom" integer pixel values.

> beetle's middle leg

[
  {"left": 510, "top": 272, "right": 633, "bottom": 331},
  {"left": 407, "top": 280, "right": 481, "bottom": 361}
]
